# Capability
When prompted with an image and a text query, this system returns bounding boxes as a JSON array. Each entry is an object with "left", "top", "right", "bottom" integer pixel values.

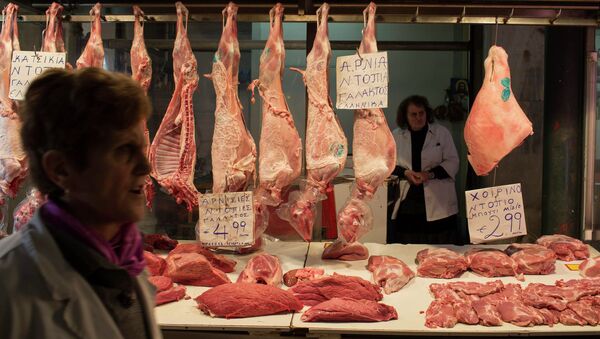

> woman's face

[
  {"left": 63, "top": 122, "right": 150, "bottom": 227},
  {"left": 406, "top": 103, "right": 427, "bottom": 131}
]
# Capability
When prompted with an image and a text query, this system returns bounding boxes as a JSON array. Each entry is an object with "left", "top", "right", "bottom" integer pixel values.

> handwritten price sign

[
  {"left": 9, "top": 51, "right": 66, "bottom": 100},
  {"left": 197, "top": 191, "right": 254, "bottom": 247},
  {"left": 466, "top": 183, "right": 527, "bottom": 244},
  {"left": 336, "top": 51, "right": 388, "bottom": 109}
]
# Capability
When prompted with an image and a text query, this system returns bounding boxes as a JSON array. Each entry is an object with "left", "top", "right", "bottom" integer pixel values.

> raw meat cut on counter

[
  {"left": 168, "top": 243, "right": 236, "bottom": 273},
  {"left": 497, "top": 301, "right": 546, "bottom": 327},
  {"left": 416, "top": 248, "right": 468, "bottom": 279},
  {"left": 367, "top": 255, "right": 415, "bottom": 294},
  {"left": 144, "top": 250, "right": 166, "bottom": 276},
  {"left": 290, "top": 273, "right": 382, "bottom": 306},
  {"left": 505, "top": 243, "right": 556, "bottom": 275},
  {"left": 149, "top": 2, "right": 199, "bottom": 211},
  {"left": 321, "top": 239, "right": 369, "bottom": 261},
  {"left": 131, "top": 5, "right": 154, "bottom": 209},
  {"left": 196, "top": 283, "right": 302, "bottom": 318},
  {"left": 148, "top": 276, "right": 187, "bottom": 306},
  {"left": 466, "top": 248, "right": 523, "bottom": 281},
  {"left": 76, "top": 3, "right": 104, "bottom": 69},
  {"left": 149, "top": 275, "right": 172, "bottom": 292},
  {"left": 464, "top": 45, "right": 533, "bottom": 175},
  {"left": 249, "top": 3, "right": 302, "bottom": 207},
  {"left": 301, "top": 297, "right": 397, "bottom": 323},
  {"left": 425, "top": 279, "right": 600, "bottom": 328},
  {"left": 283, "top": 267, "right": 325, "bottom": 287},
  {"left": 206, "top": 2, "right": 256, "bottom": 194},
  {"left": 143, "top": 233, "right": 179, "bottom": 251},
  {"left": 336, "top": 2, "right": 396, "bottom": 244},
  {"left": 579, "top": 256, "right": 600, "bottom": 278},
  {"left": 536, "top": 234, "right": 590, "bottom": 261},
  {"left": 0, "top": 3, "right": 27, "bottom": 206},
  {"left": 237, "top": 253, "right": 283, "bottom": 286},
  {"left": 278, "top": 3, "right": 347, "bottom": 242},
  {"left": 165, "top": 252, "right": 231, "bottom": 287},
  {"left": 425, "top": 299, "right": 458, "bottom": 328}
]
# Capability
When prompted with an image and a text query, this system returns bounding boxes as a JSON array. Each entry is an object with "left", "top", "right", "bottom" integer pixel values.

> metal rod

[
  {"left": 581, "top": 27, "right": 597, "bottom": 240},
  {"left": 6, "top": 14, "right": 598, "bottom": 26},
  {"left": 106, "top": 39, "right": 470, "bottom": 52},
  {"left": 31, "top": 2, "right": 600, "bottom": 11}
]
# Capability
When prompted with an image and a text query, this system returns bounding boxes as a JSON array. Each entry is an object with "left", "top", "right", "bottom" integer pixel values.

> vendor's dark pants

[{"left": 388, "top": 214, "right": 458, "bottom": 245}]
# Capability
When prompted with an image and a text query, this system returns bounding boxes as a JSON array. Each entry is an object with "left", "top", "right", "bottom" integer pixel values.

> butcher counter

[{"left": 157, "top": 240, "right": 600, "bottom": 338}]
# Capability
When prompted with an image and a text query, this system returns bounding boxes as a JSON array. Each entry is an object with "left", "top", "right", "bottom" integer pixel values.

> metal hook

[
  {"left": 457, "top": 6, "right": 466, "bottom": 23},
  {"left": 494, "top": 16, "right": 499, "bottom": 45},
  {"left": 412, "top": 6, "right": 419, "bottom": 23},
  {"left": 549, "top": 9, "right": 562, "bottom": 24},
  {"left": 503, "top": 8, "right": 514, "bottom": 24}
]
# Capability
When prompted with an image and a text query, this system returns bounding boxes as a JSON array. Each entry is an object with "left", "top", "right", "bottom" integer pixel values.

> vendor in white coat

[{"left": 389, "top": 95, "right": 459, "bottom": 244}]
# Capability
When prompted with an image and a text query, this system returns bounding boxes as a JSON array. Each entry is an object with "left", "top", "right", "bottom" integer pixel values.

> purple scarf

[{"left": 41, "top": 200, "right": 146, "bottom": 276}]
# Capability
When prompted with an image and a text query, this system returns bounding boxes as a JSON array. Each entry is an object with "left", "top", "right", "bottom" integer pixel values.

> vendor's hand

[
  {"left": 417, "top": 171, "right": 432, "bottom": 183},
  {"left": 404, "top": 170, "right": 423, "bottom": 186}
]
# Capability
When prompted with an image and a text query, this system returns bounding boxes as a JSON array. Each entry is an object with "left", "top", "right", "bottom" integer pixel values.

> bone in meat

[
  {"left": 464, "top": 45, "right": 533, "bottom": 175},
  {"left": 131, "top": 5, "right": 154, "bottom": 209},
  {"left": 0, "top": 3, "right": 27, "bottom": 206},
  {"left": 148, "top": 2, "right": 199, "bottom": 211},
  {"left": 76, "top": 3, "right": 104, "bottom": 69},
  {"left": 206, "top": 2, "right": 256, "bottom": 194},
  {"left": 336, "top": 2, "right": 396, "bottom": 243},
  {"left": 277, "top": 3, "right": 347, "bottom": 241}
]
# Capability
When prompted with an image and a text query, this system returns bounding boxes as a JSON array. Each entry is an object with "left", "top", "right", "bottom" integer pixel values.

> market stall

[{"left": 0, "top": 1, "right": 599, "bottom": 339}]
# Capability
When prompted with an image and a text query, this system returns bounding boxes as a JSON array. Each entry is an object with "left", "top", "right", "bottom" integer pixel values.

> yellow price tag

[{"left": 565, "top": 263, "right": 580, "bottom": 271}]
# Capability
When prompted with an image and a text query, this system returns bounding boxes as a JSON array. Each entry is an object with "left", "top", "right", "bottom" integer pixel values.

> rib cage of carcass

[
  {"left": 0, "top": 3, "right": 27, "bottom": 208},
  {"left": 131, "top": 5, "right": 155, "bottom": 209},
  {"left": 148, "top": 2, "right": 199, "bottom": 211},
  {"left": 206, "top": 2, "right": 256, "bottom": 194},
  {"left": 277, "top": 3, "right": 347, "bottom": 242},
  {"left": 76, "top": 2, "right": 104, "bottom": 69},
  {"left": 335, "top": 2, "right": 396, "bottom": 243},
  {"left": 245, "top": 3, "right": 302, "bottom": 249},
  {"left": 464, "top": 45, "right": 533, "bottom": 176}
]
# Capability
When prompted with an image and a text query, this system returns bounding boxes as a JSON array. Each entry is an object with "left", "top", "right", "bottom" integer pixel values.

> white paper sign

[
  {"left": 9, "top": 51, "right": 66, "bottom": 100},
  {"left": 466, "top": 183, "right": 527, "bottom": 244},
  {"left": 336, "top": 51, "right": 388, "bottom": 109},
  {"left": 197, "top": 191, "right": 254, "bottom": 247}
]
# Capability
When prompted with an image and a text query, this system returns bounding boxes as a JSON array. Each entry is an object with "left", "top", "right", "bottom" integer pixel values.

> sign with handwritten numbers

[
  {"left": 197, "top": 191, "right": 254, "bottom": 247},
  {"left": 9, "top": 51, "right": 66, "bottom": 100},
  {"left": 466, "top": 183, "right": 527, "bottom": 244},
  {"left": 335, "top": 51, "right": 388, "bottom": 110}
]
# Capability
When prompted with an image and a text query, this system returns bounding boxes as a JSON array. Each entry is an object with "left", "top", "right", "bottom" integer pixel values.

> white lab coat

[
  {"left": 393, "top": 122, "right": 459, "bottom": 221},
  {"left": 0, "top": 211, "right": 163, "bottom": 339}
]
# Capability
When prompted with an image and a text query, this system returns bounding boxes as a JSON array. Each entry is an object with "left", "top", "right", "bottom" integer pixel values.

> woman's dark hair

[
  {"left": 20, "top": 67, "right": 151, "bottom": 197},
  {"left": 396, "top": 95, "right": 434, "bottom": 129}
]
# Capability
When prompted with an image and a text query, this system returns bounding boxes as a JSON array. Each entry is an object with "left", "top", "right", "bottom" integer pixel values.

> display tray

[
  {"left": 293, "top": 242, "right": 600, "bottom": 336},
  {"left": 154, "top": 239, "right": 309, "bottom": 331}
]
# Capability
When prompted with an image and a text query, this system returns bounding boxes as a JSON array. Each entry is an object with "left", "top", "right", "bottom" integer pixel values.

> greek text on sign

[
  {"left": 9, "top": 51, "right": 66, "bottom": 100},
  {"left": 336, "top": 51, "right": 388, "bottom": 110},
  {"left": 197, "top": 191, "right": 254, "bottom": 247},
  {"left": 466, "top": 183, "right": 527, "bottom": 244}
]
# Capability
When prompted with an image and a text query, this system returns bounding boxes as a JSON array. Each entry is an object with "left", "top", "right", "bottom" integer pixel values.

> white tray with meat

[
  {"left": 293, "top": 242, "right": 600, "bottom": 335},
  {"left": 154, "top": 239, "right": 309, "bottom": 331}
]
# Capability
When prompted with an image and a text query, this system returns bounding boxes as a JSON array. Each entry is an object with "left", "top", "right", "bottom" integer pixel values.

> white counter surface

[
  {"left": 293, "top": 242, "right": 600, "bottom": 336},
  {"left": 154, "top": 239, "right": 309, "bottom": 331}
]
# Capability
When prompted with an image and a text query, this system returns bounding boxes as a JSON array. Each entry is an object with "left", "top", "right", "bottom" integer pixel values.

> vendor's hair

[
  {"left": 20, "top": 67, "right": 151, "bottom": 197},
  {"left": 396, "top": 95, "right": 434, "bottom": 129}
]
